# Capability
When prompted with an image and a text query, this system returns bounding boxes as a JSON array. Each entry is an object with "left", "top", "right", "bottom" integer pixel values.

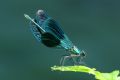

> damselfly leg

[
  {"left": 60, "top": 51, "right": 86, "bottom": 66},
  {"left": 60, "top": 55, "right": 72, "bottom": 66},
  {"left": 78, "top": 51, "right": 86, "bottom": 65}
]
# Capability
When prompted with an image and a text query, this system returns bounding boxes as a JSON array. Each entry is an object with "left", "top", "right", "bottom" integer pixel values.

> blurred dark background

[{"left": 0, "top": 0, "right": 120, "bottom": 80}]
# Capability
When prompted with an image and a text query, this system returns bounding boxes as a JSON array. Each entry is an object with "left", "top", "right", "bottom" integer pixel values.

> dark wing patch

[
  {"left": 47, "top": 19, "right": 65, "bottom": 39},
  {"left": 41, "top": 32, "right": 60, "bottom": 47}
]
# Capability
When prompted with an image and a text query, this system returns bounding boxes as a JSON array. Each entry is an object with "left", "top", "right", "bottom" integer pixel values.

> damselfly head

[
  {"left": 36, "top": 10, "right": 47, "bottom": 20},
  {"left": 80, "top": 50, "right": 86, "bottom": 58}
]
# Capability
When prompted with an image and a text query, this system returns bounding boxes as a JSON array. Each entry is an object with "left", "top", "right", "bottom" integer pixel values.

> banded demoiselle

[{"left": 24, "top": 10, "right": 86, "bottom": 65}]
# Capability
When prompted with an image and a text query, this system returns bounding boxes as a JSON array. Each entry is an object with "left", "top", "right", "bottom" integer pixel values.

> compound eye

[{"left": 80, "top": 51, "right": 86, "bottom": 58}]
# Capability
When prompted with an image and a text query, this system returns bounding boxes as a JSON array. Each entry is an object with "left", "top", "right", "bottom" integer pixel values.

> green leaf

[{"left": 51, "top": 66, "right": 120, "bottom": 80}]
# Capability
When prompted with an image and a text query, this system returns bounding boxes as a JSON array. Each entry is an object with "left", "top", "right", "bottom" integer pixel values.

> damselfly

[{"left": 24, "top": 10, "right": 86, "bottom": 65}]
